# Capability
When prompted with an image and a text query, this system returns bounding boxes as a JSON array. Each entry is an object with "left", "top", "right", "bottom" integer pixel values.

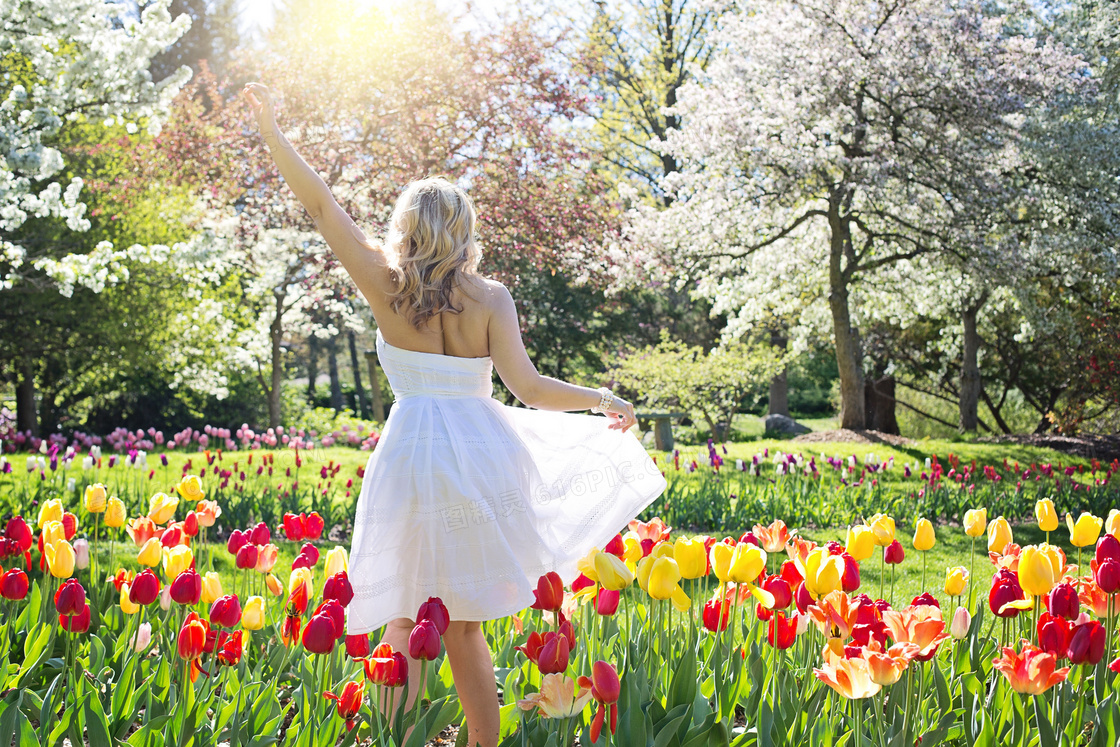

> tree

[
  {"left": 150, "top": 0, "right": 240, "bottom": 79},
  {"left": 631, "top": 0, "right": 1088, "bottom": 430}
]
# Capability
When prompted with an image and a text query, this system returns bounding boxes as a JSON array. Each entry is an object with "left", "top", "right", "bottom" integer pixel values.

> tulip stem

[
  {"left": 968, "top": 537, "right": 976, "bottom": 611},
  {"left": 879, "top": 550, "right": 884, "bottom": 601}
]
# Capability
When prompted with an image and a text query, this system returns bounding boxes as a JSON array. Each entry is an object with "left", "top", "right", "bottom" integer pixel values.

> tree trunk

[
  {"left": 328, "top": 336, "right": 343, "bottom": 414},
  {"left": 959, "top": 294, "right": 988, "bottom": 432},
  {"left": 364, "top": 350, "right": 385, "bottom": 421},
  {"left": 306, "top": 334, "right": 319, "bottom": 404},
  {"left": 347, "top": 331, "right": 369, "bottom": 419},
  {"left": 768, "top": 328, "right": 789, "bottom": 417},
  {"left": 827, "top": 203, "right": 866, "bottom": 430},
  {"left": 16, "top": 360, "right": 38, "bottom": 436},
  {"left": 864, "top": 376, "right": 900, "bottom": 435},
  {"left": 268, "top": 296, "right": 284, "bottom": 429}
]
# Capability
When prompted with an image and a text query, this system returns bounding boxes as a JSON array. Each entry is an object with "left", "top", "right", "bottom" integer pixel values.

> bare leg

[{"left": 443, "top": 621, "right": 500, "bottom": 747}]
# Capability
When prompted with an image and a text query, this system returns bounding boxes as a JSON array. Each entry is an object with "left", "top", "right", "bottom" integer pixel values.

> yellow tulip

[
  {"left": 1067, "top": 512, "right": 1103, "bottom": 548},
  {"left": 1039, "top": 543, "right": 1064, "bottom": 579},
  {"left": 1019, "top": 545, "right": 1056, "bottom": 597},
  {"left": 670, "top": 585, "right": 692, "bottom": 612},
  {"left": 201, "top": 572, "right": 223, "bottom": 604},
  {"left": 162, "top": 545, "right": 193, "bottom": 580},
  {"left": 647, "top": 557, "right": 682, "bottom": 601},
  {"left": 802, "top": 548, "right": 844, "bottom": 599},
  {"left": 622, "top": 537, "right": 643, "bottom": 565},
  {"left": 242, "top": 596, "right": 266, "bottom": 630},
  {"left": 1035, "top": 499, "right": 1059, "bottom": 533},
  {"left": 594, "top": 552, "right": 635, "bottom": 591},
  {"left": 709, "top": 543, "right": 734, "bottom": 583},
  {"left": 867, "top": 513, "right": 896, "bottom": 547},
  {"left": 1107, "top": 509, "right": 1120, "bottom": 538},
  {"left": 83, "top": 483, "right": 107, "bottom": 513},
  {"left": 913, "top": 519, "right": 936, "bottom": 552},
  {"left": 289, "top": 567, "right": 313, "bottom": 598},
  {"left": 44, "top": 539, "right": 75, "bottom": 578},
  {"left": 147, "top": 492, "right": 179, "bottom": 525},
  {"left": 987, "top": 516, "right": 1013, "bottom": 554},
  {"left": 576, "top": 549, "right": 600, "bottom": 583},
  {"left": 944, "top": 567, "right": 969, "bottom": 597},
  {"left": 42, "top": 519, "right": 65, "bottom": 547},
  {"left": 728, "top": 543, "right": 767, "bottom": 584},
  {"left": 37, "top": 499, "right": 63, "bottom": 528},
  {"left": 176, "top": 475, "right": 205, "bottom": 502},
  {"left": 104, "top": 497, "right": 127, "bottom": 528},
  {"left": 636, "top": 555, "right": 654, "bottom": 593},
  {"left": 650, "top": 541, "right": 675, "bottom": 561},
  {"left": 845, "top": 525, "right": 875, "bottom": 562},
  {"left": 325, "top": 547, "right": 348, "bottom": 577},
  {"left": 673, "top": 537, "right": 708, "bottom": 580},
  {"left": 963, "top": 508, "right": 988, "bottom": 539},
  {"left": 137, "top": 537, "right": 162, "bottom": 567},
  {"left": 120, "top": 583, "right": 140, "bottom": 615}
]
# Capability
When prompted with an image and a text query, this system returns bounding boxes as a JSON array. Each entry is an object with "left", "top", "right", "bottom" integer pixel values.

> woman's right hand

[
  {"left": 605, "top": 395, "right": 637, "bottom": 432},
  {"left": 242, "top": 82, "right": 277, "bottom": 131}
]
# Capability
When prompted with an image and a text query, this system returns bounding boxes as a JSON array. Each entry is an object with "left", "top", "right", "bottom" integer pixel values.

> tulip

[
  {"left": 162, "top": 545, "right": 193, "bottom": 581},
  {"left": 646, "top": 557, "right": 682, "bottom": 600},
  {"left": 881, "top": 605, "right": 949, "bottom": 662},
  {"left": 703, "top": 598, "right": 730, "bottom": 632},
  {"left": 883, "top": 540, "right": 904, "bottom": 564},
  {"left": 988, "top": 516, "right": 1014, "bottom": 554},
  {"left": 266, "top": 574, "right": 283, "bottom": 597},
  {"left": 226, "top": 529, "right": 248, "bottom": 556},
  {"left": 1037, "top": 612, "right": 1071, "bottom": 658},
  {"left": 83, "top": 483, "right": 107, "bottom": 513},
  {"left": 865, "top": 643, "right": 919, "bottom": 686},
  {"left": 255, "top": 543, "right": 279, "bottom": 574},
  {"left": 993, "top": 644, "right": 1070, "bottom": 694},
  {"left": 365, "top": 643, "right": 409, "bottom": 686},
  {"left": 867, "top": 513, "right": 895, "bottom": 546},
  {"left": 169, "top": 568, "right": 202, "bottom": 606},
  {"left": 283, "top": 512, "right": 306, "bottom": 541},
  {"left": 1107, "top": 509, "right": 1120, "bottom": 539},
  {"left": 194, "top": 500, "right": 221, "bottom": 527},
  {"left": 596, "top": 588, "right": 620, "bottom": 616},
  {"left": 325, "top": 546, "right": 348, "bottom": 577},
  {"left": 768, "top": 611, "right": 798, "bottom": 649},
  {"left": 305, "top": 512, "right": 325, "bottom": 539},
  {"left": 577, "top": 660, "right": 621, "bottom": 743},
  {"left": 594, "top": 552, "right": 635, "bottom": 591},
  {"left": 200, "top": 572, "right": 223, "bottom": 604},
  {"left": 536, "top": 633, "right": 570, "bottom": 674},
  {"left": 990, "top": 569, "right": 1025, "bottom": 618},
  {"left": 147, "top": 492, "right": 179, "bottom": 524},
  {"left": 60, "top": 603, "right": 90, "bottom": 633},
  {"left": 1048, "top": 583, "right": 1080, "bottom": 620},
  {"left": 1068, "top": 620, "right": 1107, "bottom": 666},
  {"left": 1067, "top": 512, "right": 1103, "bottom": 548},
  {"left": 216, "top": 630, "right": 244, "bottom": 667},
  {"left": 235, "top": 543, "right": 258, "bottom": 570},
  {"left": 73, "top": 538, "right": 90, "bottom": 570},
  {"left": 1019, "top": 545, "right": 1057, "bottom": 597},
  {"left": 37, "top": 499, "right": 63, "bottom": 528},
  {"left": 753, "top": 519, "right": 791, "bottom": 553},
  {"left": 289, "top": 566, "right": 314, "bottom": 599},
  {"left": 416, "top": 596, "right": 450, "bottom": 634},
  {"left": 963, "top": 508, "right": 987, "bottom": 538},
  {"left": 323, "top": 679, "right": 365, "bottom": 729},
  {"left": 178, "top": 611, "right": 208, "bottom": 659},
  {"left": 241, "top": 596, "right": 266, "bottom": 630},
  {"left": 129, "top": 569, "right": 161, "bottom": 606},
  {"left": 55, "top": 578, "right": 86, "bottom": 615},
  {"left": 1036, "top": 499, "right": 1059, "bottom": 534},
  {"left": 346, "top": 633, "right": 371, "bottom": 659},
  {"left": 323, "top": 572, "right": 355, "bottom": 608},
  {"left": 210, "top": 595, "right": 242, "bottom": 628},
  {"left": 840, "top": 553, "right": 860, "bottom": 593},
  {"left": 5, "top": 517, "right": 33, "bottom": 552},
  {"left": 137, "top": 537, "right": 162, "bottom": 567},
  {"left": 1096, "top": 534, "right": 1120, "bottom": 566},
  {"left": 950, "top": 607, "right": 971, "bottom": 639},
  {"left": 182, "top": 512, "right": 199, "bottom": 538},
  {"left": 814, "top": 652, "right": 880, "bottom": 699},
  {"left": 0, "top": 569, "right": 29, "bottom": 601},
  {"left": 845, "top": 525, "right": 875, "bottom": 562},
  {"left": 1096, "top": 559, "right": 1120, "bottom": 594},
  {"left": 517, "top": 673, "right": 594, "bottom": 718},
  {"left": 944, "top": 567, "right": 969, "bottom": 598},
  {"left": 409, "top": 618, "right": 441, "bottom": 661},
  {"left": 800, "top": 547, "right": 844, "bottom": 599},
  {"left": 282, "top": 614, "right": 302, "bottom": 647},
  {"left": 303, "top": 612, "right": 338, "bottom": 654},
  {"left": 133, "top": 622, "right": 152, "bottom": 652},
  {"left": 42, "top": 520, "right": 65, "bottom": 547},
  {"left": 531, "top": 572, "right": 564, "bottom": 611},
  {"left": 44, "top": 539, "right": 76, "bottom": 578},
  {"left": 120, "top": 583, "right": 140, "bottom": 615},
  {"left": 104, "top": 497, "right": 126, "bottom": 529},
  {"left": 762, "top": 575, "right": 793, "bottom": 610},
  {"left": 249, "top": 521, "right": 270, "bottom": 546},
  {"left": 673, "top": 537, "right": 708, "bottom": 579},
  {"left": 176, "top": 475, "right": 205, "bottom": 502},
  {"left": 912, "top": 518, "right": 935, "bottom": 552}
]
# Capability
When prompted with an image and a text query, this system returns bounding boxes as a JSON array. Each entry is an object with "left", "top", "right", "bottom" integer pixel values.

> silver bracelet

[{"left": 591, "top": 387, "right": 613, "bottom": 414}]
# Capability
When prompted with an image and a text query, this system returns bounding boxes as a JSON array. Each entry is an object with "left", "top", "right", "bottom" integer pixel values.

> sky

[{"left": 236, "top": 0, "right": 517, "bottom": 36}]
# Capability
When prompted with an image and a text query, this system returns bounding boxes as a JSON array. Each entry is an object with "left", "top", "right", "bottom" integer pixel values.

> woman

[{"left": 244, "top": 83, "right": 665, "bottom": 746}]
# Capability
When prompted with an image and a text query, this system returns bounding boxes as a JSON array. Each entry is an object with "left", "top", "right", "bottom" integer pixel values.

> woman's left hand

[
  {"left": 242, "top": 82, "right": 277, "bottom": 130},
  {"left": 606, "top": 396, "right": 637, "bottom": 432}
]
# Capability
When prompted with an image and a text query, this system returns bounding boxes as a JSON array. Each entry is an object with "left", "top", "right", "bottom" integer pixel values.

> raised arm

[
  {"left": 488, "top": 284, "right": 637, "bottom": 431},
  {"left": 242, "top": 83, "right": 389, "bottom": 303}
]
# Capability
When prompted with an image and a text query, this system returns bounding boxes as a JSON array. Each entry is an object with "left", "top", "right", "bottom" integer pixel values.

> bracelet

[{"left": 591, "top": 387, "right": 614, "bottom": 414}]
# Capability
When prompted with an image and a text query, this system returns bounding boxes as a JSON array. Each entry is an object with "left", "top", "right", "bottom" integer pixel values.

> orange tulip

[
  {"left": 1079, "top": 581, "right": 1115, "bottom": 619},
  {"left": 864, "top": 642, "right": 920, "bottom": 686},
  {"left": 626, "top": 517, "right": 671, "bottom": 543},
  {"left": 753, "top": 519, "right": 791, "bottom": 554},
  {"left": 813, "top": 648, "right": 880, "bottom": 699},
  {"left": 881, "top": 605, "right": 950, "bottom": 660},
  {"left": 992, "top": 643, "right": 1070, "bottom": 695},
  {"left": 194, "top": 500, "right": 222, "bottom": 528},
  {"left": 810, "top": 590, "right": 857, "bottom": 641},
  {"left": 126, "top": 517, "right": 160, "bottom": 547}
]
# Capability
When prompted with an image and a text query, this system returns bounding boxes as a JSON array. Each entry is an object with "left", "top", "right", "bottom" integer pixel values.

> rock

[{"left": 764, "top": 414, "right": 811, "bottom": 438}]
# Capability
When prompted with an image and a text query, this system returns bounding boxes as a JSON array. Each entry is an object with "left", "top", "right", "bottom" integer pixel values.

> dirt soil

[
  {"left": 792, "top": 429, "right": 916, "bottom": 447},
  {"left": 976, "top": 433, "right": 1120, "bottom": 462}
]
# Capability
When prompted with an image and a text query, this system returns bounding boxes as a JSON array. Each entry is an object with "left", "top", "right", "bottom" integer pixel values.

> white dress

[{"left": 345, "top": 329, "right": 667, "bottom": 634}]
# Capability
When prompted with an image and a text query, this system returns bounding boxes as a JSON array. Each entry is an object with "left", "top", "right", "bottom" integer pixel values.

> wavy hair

[{"left": 385, "top": 177, "right": 482, "bottom": 329}]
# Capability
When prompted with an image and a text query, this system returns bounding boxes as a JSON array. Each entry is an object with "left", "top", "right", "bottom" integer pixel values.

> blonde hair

[{"left": 385, "top": 177, "right": 482, "bottom": 329}]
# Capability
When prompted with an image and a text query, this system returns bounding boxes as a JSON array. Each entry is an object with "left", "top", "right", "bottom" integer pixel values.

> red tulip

[
  {"left": 536, "top": 632, "right": 569, "bottom": 674},
  {"left": 408, "top": 619, "right": 441, "bottom": 661},
  {"left": 291, "top": 552, "right": 315, "bottom": 570},
  {"left": 216, "top": 630, "right": 244, "bottom": 666},
  {"left": 315, "top": 599, "right": 346, "bottom": 639},
  {"left": 249, "top": 521, "right": 270, "bottom": 547},
  {"left": 160, "top": 524, "right": 184, "bottom": 548},
  {"left": 911, "top": 592, "right": 940, "bottom": 609},
  {"left": 530, "top": 572, "right": 564, "bottom": 612},
  {"left": 603, "top": 534, "right": 626, "bottom": 558},
  {"left": 1096, "top": 534, "right": 1120, "bottom": 566},
  {"left": 1068, "top": 621, "right": 1107, "bottom": 666},
  {"left": 287, "top": 581, "right": 310, "bottom": 616},
  {"left": 323, "top": 679, "right": 365, "bottom": 729},
  {"left": 209, "top": 595, "right": 242, "bottom": 628},
  {"left": 300, "top": 542, "right": 320, "bottom": 565},
  {"left": 884, "top": 540, "right": 905, "bottom": 565},
  {"left": 572, "top": 574, "right": 595, "bottom": 594},
  {"left": 281, "top": 614, "right": 301, "bottom": 647},
  {"left": 990, "top": 568, "right": 1024, "bottom": 618},
  {"left": 840, "top": 553, "right": 860, "bottom": 592},
  {"left": 1096, "top": 559, "right": 1120, "bottom": 594},
  {"left": 170, "top": 568, "right": 202, "bottom": 606},
  {"left": 794, "top": 582, "right": 813, "bottom": 614},
  {"left": 416, "top": 596, "right": 450, "bottom": 635},
  {"left": 1048, "top": 583, "right": 1080, "bottom": 620},
  {"left": 304, "top": 512, "right": 325, "bottom": 540},
  {"left": 739, "top": 531, "right": 759, "bottom": 546},
  {"left": 178, "top": 611, "right": 208, "bottom": 659},
  {"left": 182, "top": 511, "right": 200, "bottom": 538},
  {"left": 364, "top": 643, "right": 408, "bottom": 686},
  {"left": 6, "top": 517, "right": 33, "bottom": 553},
  {"left": 703, "top": 598, "right": 730, "bottom": 632},
  {"left": 763, "top": 575, "right": 792, "bottom": 610},
  {"left": 577, "top": 660, "right": 620, "bottom": 743},
  {"left": 55, "top": 579, "right": 86, "bottom": 615},
  {"left": 226, "top": 530, "right": 247, "bottom": 555},
  {"left": 596, "top": 588, "right": 620, "bottom": 616},
  {"left": 780, "top": 560, "right": 803, "bottom": 587},
  {"left": 282, "top": 512, "right": 305, "bottom": 542},
  {"left": 60, "top": 603, "right": 90, "bottom": 633},
  {"left": 129, "top": 570, "right": 161, "bottom": 606},
  {"left": 0, "top": 569, "right": 29, "bottom": 601},
  {"left": 235, "top": 544, "right": 258, "bottom": 570},
  {"left": 323, "top": 572, "right": 354, "bottom": 608},
  {"left": 346, "top": 633, "right": 371, "bottom": 659},
  {"left": 1037, "top": 612, "right": 1071, "bottom": 659},
  {"left": 639, "top": 538, "right": 655, "bottom": 557},
  {"left": 303, "top": 612, "right": 338, "bottom": 654},
  {"left": 768, "top": 610, "right": 798, "bottom": 650},
  {"left": 61, "top": 512, "right": 78, "bottom": 540}
]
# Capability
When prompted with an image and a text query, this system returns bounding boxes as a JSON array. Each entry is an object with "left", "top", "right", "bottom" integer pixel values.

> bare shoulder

[{"left": 463, "top": 275, "right": 514, "bottom": 311}]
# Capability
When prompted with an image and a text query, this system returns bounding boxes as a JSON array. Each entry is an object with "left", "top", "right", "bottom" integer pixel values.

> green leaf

[
  {"left": 0, "top": 689, "right": 23, "bottom": 747},
  {"left": 1032, "top": 695, "right": 1058, "bottom": 747},
  {"left": 84, "top": 687, "right": 113, "bottom": 747}
]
